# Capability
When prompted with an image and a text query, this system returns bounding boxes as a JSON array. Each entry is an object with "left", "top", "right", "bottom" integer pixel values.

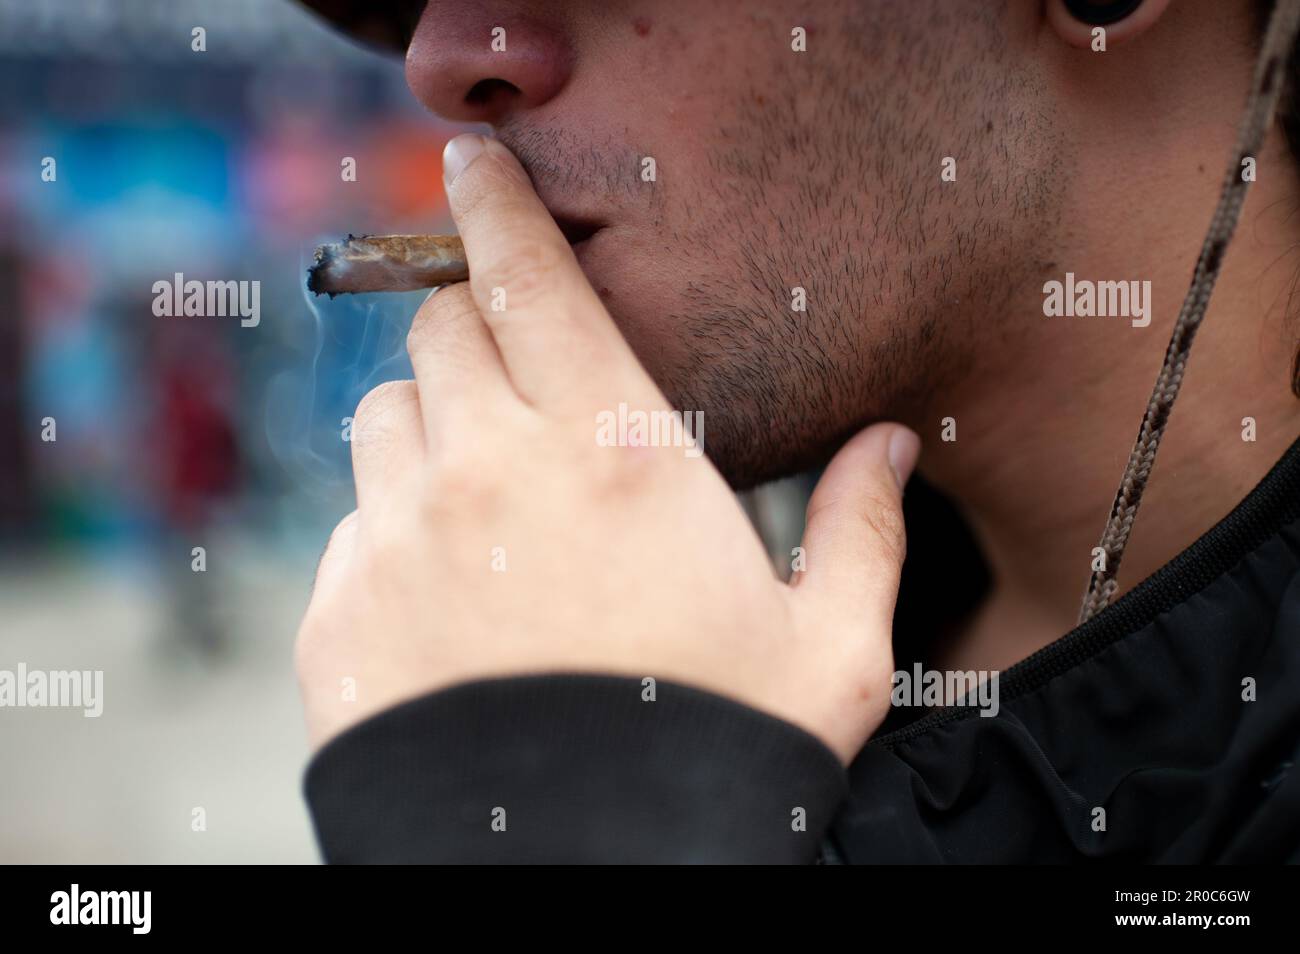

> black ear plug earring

[{"left": 1064, "top": 0, "right": 1144, "bottom": 26}]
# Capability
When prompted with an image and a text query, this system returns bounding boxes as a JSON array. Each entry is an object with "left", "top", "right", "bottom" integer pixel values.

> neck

[{"left": 918, "top": 143, "right": 1300, "bottom": 673}]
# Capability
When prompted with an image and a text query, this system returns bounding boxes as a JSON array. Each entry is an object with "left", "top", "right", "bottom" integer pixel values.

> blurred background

[{"left": 0, "top": 0, "right": 463, "bottom": 863}]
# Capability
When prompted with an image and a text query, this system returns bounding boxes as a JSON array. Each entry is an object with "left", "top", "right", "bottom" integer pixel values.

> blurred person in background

[
  {"left": 0, "top": 0, "right": 453, "bottom": 864},
  {"left": 153, "top": 328, "right": 241, "bottom": 657}
]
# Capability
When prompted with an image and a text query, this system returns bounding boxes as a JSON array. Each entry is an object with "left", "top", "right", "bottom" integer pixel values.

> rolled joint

[{"left": 307, "top": 234, "right": 468, "bottom": 296}]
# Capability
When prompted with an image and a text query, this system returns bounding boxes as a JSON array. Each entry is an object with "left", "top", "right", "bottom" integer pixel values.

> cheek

[{"left": 591, "top": 7, "right": 767, "bottom": 147}]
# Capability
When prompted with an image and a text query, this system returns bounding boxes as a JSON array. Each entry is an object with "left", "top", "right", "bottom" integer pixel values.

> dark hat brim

[{"left": 296, "top": 0, "right": 420, "bottom": 55}]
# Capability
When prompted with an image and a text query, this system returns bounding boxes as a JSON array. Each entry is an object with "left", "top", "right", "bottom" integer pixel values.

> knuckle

[
  {"left": 355, "top": 379, "right": 412, "bottom": 420},
  {"left": 406, "top": 284, "right": 478, "bottom": 354},
  {"left": 424, "top": 461, "right": 499, "bottom": 524},
  {"left": 352, "top": 381, "right": 417, "bottom": 443},
  {"left": 324, "top": 510, "right": 359, "bottom": 554},
  {"left": 861, "top": 494, "right": 907, "bottom": 565},
  {"left": 420, "top": 415, "right": 528, "bottom": 518},
  {"left": 590, "top": 446, "right": 655, "bottom": 499},
  {"left": 477, "top": 233, "right": 568, "bottom": 306},
  {"left": 432, "top": 459, "right": 482, "bottom": 500},
  {"left": 352, "top": 531, "right": 405, "bottom": 580}
]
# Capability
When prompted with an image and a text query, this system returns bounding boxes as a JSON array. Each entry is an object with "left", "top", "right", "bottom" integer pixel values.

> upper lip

[
  {"left": 501, "top": 137, "right": 608, "bottom": 246},
  {"left": 505, "top": 145, "right": 608, "bottom": 245}
]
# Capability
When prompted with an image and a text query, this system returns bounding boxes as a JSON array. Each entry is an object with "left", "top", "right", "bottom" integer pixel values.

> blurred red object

[
  {"left": 369, "top": 120, "right": 451, "bottom": 222},
  {"left": 155, "top": 346, "right": 240, "bottom": 528}
]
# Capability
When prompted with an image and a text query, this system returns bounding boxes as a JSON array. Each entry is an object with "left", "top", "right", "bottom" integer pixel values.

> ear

[{"left": 1047, "top": 0, "right": 1174, "bottom": 48}]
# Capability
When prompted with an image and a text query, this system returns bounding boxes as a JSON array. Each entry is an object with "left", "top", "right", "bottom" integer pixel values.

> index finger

[{"left": 442, "top": 133, "right": 659, "bottom": 411}]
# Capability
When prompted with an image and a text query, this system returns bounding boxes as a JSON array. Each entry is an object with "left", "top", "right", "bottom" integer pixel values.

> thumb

[{"left": 792, "top": 423, "right": 920, "bottom": 622}]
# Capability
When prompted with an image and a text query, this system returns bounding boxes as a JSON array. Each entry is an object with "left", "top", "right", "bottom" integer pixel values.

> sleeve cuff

[{"left": 304, "top": 673, "right": 848, "bottom": 864}]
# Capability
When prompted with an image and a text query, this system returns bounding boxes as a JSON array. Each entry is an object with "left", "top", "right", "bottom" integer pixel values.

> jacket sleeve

[{"left": 304, "top": 673, "right": 848, "bottom": 863}]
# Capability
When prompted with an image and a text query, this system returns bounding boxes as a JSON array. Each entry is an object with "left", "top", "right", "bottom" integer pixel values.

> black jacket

[{"left": 304, "top": 437, "right": 1300, "bottom": 863}]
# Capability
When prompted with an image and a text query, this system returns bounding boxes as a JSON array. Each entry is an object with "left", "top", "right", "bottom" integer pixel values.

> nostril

[
  {"left": 465, "top": 78, "right": 520, "bottom": 109},
  {"left": 405, "top": 15, "right": 571, "bottom": 123}
]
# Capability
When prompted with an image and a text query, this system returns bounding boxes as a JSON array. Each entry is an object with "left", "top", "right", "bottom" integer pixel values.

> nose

[{"left": 405, "top": 3, "right": 573, "bottom": 124}]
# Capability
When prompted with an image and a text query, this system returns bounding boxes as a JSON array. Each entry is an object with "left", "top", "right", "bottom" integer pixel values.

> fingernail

[
  {"left": 443, "top": 133, "right": 486, "bottom": 186},
  {"left": 887, "top": 427, "right": 921, "bottom": 490}
]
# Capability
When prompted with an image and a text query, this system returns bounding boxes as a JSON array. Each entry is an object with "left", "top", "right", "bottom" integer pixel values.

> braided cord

[{"left": 1078, "top": 0, "right": 1300, "bottom": 623}]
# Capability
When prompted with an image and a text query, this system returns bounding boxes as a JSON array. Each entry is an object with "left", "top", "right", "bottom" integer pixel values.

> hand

[{"left": 294, "top": 134, "right": 921, "bottom": 765}]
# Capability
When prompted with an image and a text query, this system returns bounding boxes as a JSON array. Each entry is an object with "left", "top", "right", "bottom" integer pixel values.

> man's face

[{"left": 407, "top": 0, "right": 1062, "bottom": 488}]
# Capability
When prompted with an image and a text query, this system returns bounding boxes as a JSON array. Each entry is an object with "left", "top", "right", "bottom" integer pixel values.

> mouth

[{"left": 553, "top": 214, "right": 604, "bottom": 249}]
